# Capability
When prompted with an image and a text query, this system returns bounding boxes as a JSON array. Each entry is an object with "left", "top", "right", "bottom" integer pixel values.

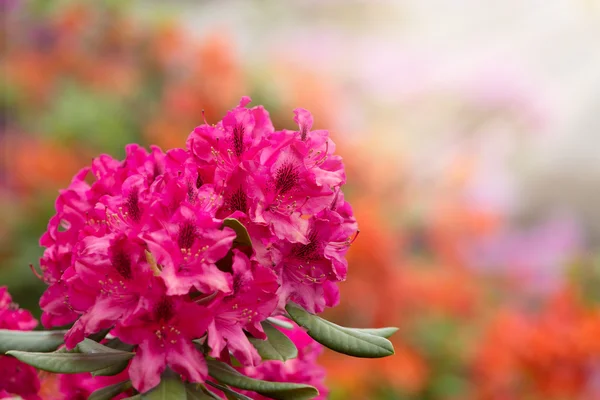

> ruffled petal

[
  {"left": 129, "top": 340, "right": 166, "bottom": 394},
  {"left": 166, "top": 339, "right": 207, "bottom": 384},
  {"left": 64, "top": 296, "right": 138, "bottom": 349},
  {"left": 221, "top": 324, "right": 261, "bottom": 367}
]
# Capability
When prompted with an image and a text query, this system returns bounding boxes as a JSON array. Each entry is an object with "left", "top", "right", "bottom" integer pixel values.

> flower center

[
  {"left": 126, "top": 191, "right": 142, "bottom": 222},
  {"left": 187, "top": 182, "right": 196, "bottom": 203},
  {"left": 232, "top": 124, "right": 244, "bottom": 157},
  {"left": 233, "top": 273, "right": 248, "bottom": 294},
  {"left": 275, "top": 163, "right": 299, "bottom": 195},
  {"left": 195, "top": 173, "right": 204, "bottom": 188},
  {"left": 300, "top": 126, "right": 308, "bottom": 141},
  {"left": 110, "top": 247, "right": 132, "bottom": 280},
  {"left": 154, "top": 296, "right": 174, "bottom": 321},
  {"left": 292, "top": 230, "right": 320, "bottom": 262},
  {"left": 177, "top": 221, "right": 197, "bottom": 250},
  {"left": 229, "top": 187, "right": 248, "bottom": 213}
]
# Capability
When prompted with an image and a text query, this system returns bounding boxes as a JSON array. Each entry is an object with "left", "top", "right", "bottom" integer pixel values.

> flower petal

[
  {"left": 129, "top": 340, "right": 166, "bottom": 393},
  {"left": 166, "top": 339, "right": 207, "bottom": 384}
]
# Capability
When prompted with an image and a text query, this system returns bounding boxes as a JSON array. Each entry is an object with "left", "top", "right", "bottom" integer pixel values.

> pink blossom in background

[
  {"left": 0, "top": 287, "right": 37, "bottom": 331},
  {"left": 0, "top": 287, "right": 40, "bottom": 400},
  {"left": 466, "top": 215, "right": 583, "bottom": 294}
]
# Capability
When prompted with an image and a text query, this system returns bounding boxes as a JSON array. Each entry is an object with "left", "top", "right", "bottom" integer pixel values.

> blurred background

[{"left": 3, "top": 1, "right": 600, "bottom": 399}]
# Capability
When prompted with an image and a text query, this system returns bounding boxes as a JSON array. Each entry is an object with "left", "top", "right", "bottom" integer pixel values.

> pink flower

[
  {"left": 114, "top": 282, "right": 212, "bottom": 393},
  {"left": 0, "top": 287, "right": 37, "bottom": 331},
  {"left": 253, "top": 130, "right": 333, "bottom": 243},
  {"left": 0, "top": 287, "right": 41, "bottom": 400},
  {"left": 268, "top": 195, "right": 357, "bottom": 313},
  {"left": 207, "top": 250, "right": 279, "bottom": 366},
  {"left": 187, "top": 97, "right": 273, "bottom": 182},
  {"left": 38, "top": 167, "right": 95, "bottom": 328},
  {"left": 236, "top": 320, "right": 328, "bottom": 400},
  {"left": 144, "top": 204, "right": 236, "bottom": 296},
  {"left": 216, "top": 165, "right": 261, "bottom": 219},
  {"left": 152, "top": 149, "right": 223, "bottom": 220},
  {"left": 100, "top": 174, "right": 153, "bottom": 231},
  {"left": 293, "top": 108, "right": 346, "bottom": 189},
  {"left": 249, "top": 107, "right": 347, "bottom": 244},
  {"left": 37, "top": 145, "right": 171, "bottom": 328},
  {"left": 64, "top": 233, "right": 154, "bottom": 349}
]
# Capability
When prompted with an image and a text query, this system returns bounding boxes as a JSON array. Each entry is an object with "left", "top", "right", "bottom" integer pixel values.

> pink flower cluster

[
  {"left": 37, "top": 97, "right": 356, "bottom": 393},
  {"left": 0, "top": 287, "right": 40, "bottom": 400}
]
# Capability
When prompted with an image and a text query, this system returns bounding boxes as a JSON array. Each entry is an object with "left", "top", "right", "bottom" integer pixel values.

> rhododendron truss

[{"left": 0, "top": 99, "right": 397, "bottom": 400}]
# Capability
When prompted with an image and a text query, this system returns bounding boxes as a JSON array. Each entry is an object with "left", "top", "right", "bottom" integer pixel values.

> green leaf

[
  {"left": 91, "top": 359, "right": 130, "bottom": 377},
  {"left": 0, "top": 329, "right": 66, "bottom": 353},
  {"left": 194, "top": 291, "right": 219, "bottom": 306},
  {"left": 122, "top": 396, "right": 142, "bottom": 400},
  {"left": 105, "top": 337, "right": 136, "bottom": 352},
  {"left": 78, "top": 338, "right": 133, "bottom": 375},
  {"left": 142, "top": 373, "right": 186, "bottom": 400},
  {"left": 285, "top": 302, "right": 395, "bottom": 358},
  {"left": 228, "top": 354, "right": 243, "bottom": 368},
  {"left": 54, "top": 346, "right": 80, "bottom": 354},
  {"left": 248, "top": 321, "right": 298, "bottom": 362},
  {"left": 6, "top": 348, "right": 134, "bottom": 374},
  {"left": 206, "top": 381, "right": 253, "bottom": 400},
  {"left": 266, "top": 318, "right": 294, "bottom": 330},
  {"left": 77, "top": 339, "right": 125, "bottom": 354},
  {"left": 207, "top": 360, "right": 318, "bottom": 400},
  {"left": 350, "top": 327, "right": 399, "bottom": 339},
  {"left": 89, "top": 380, "right": 132, "bottom": 400},
  {"left": 185, "top": 384, "right": 221, "bottom": 400},
  {"left": 223, "top": 219, "right": 253, "bottom": 249},
  {"left": 88, "top": 329, "right": 112, "bottom": 343}
]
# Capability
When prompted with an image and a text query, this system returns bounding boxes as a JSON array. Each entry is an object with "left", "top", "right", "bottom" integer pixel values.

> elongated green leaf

[
  {"left": 185, "top": 384, "right": 221, "bottom": 400},
  {"left": 89, "top": 380, "right": 132, "bottom": 400},
  {"left": 266, "top": 318, "right": 294, "bottom": 330},
  {"left": 248, "top": 321, "right": 298, "bottom": 362},
  {"left": 77, "top": 339, "right": 125, "bottom": 354},
  {"left": 142, "top": 374, "right": 186, "bottom": 400},
  {"left": 285, "top": 302, "right": 395, "bottom": 358},
  {"left": 0, "top": 329, "right": 66, "bottom": 353},
  {"left": 223, "top": 219, "right": 253, "bottom": 248},
  {"left": 206, "top": 381, "right": 253, "bottom": 400},
  {"left": 77, "top": 338, "right": 133, "bottom": 375},
  {"left": 105, "top": 337, "right": 135, "bottom": 352},
  {"left": 54, "top": 346, "right": 80, "bottom": 354},
  {"left": 194, "top": 291, "right": 219, "bottom": 305},
  {"left": 228, "top": 354, "right": 243, "bottom": 368},
  {"left": 207, "top": 360, "right": 318, "bottom": 400},
  {"left": 351, "top": 327, "right": 399, "bottom": 339},
  {"left": 122, "top": 396, "right": 141, "bottom": 400},
  {"left": 6, "top": 349, "right": 134, "bottom": 373},
  {"left": 91, "top": 359, "right": 130, "bottom": 377},
  {"left": 88, "top": 329, "right": 112, "bottom": 343}
]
